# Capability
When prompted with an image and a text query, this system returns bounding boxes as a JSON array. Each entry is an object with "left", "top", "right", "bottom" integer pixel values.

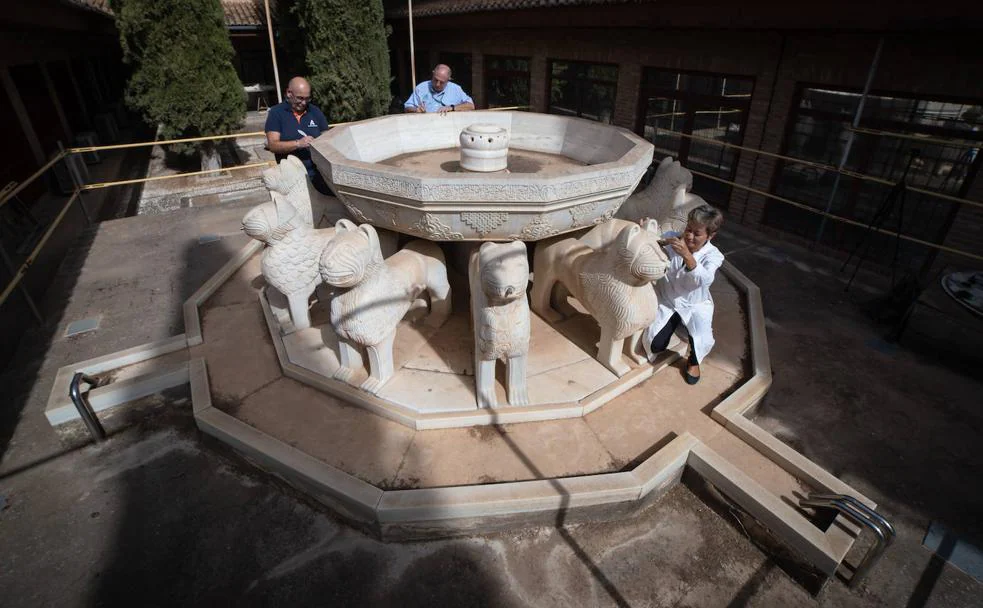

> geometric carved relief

[
  {"left": 410, "top": 213, "right": 464, "bottom": 240},
  {"left": 509, "top": 214, "right": 558, "bottom": 241},
  {"left": 461, "top": 211, "right": 509, "bottom": 237}
]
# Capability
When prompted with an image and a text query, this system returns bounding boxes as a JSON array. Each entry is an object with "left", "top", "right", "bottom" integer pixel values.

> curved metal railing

[
  {"left": 69, "top": 372, "right": 106, "bottom": 442},
  {"left": 799, "top": 492, "right": 896, "bottom": 587}
]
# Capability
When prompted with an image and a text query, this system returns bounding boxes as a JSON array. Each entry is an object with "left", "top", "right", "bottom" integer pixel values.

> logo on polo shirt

[{"left": 308, "top": 119, "right": 317, "bottom": 127}]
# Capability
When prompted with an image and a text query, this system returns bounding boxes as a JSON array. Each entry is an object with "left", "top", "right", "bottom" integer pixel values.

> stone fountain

[
  {"left": 42, "top": 112, "right": 874, "bottom": 586},
  {"left": 235, "top": 111, "right": 668, "bottom": 422}
]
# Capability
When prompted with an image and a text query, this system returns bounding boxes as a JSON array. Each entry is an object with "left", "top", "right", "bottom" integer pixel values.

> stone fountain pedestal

[
  {"left": 39, "top": 113, "right": 874, "bottom": 587},
  {"left": 459, "top": 123, "right": 510, "bottom": 172}
]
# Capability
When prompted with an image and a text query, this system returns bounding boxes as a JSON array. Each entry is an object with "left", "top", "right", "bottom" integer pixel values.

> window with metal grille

[
  {"left": 548, "top": 60, "right": 618, "bottom": 124},
  {"left": 636, "top": 69, "right": 754, "bottom": 209},
  {"left": 485, "top": 55, "right": 530, "bottom": 109},
  {"left": 765, "top": 86, "right": 983, "bottom": 271},
  {"left": 438, "top": 52, "right": 473, "bottom": 97}
]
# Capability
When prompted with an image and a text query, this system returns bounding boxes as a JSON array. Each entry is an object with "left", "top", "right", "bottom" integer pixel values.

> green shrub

[
  {"left": 292, "top": 0, "right": 391, "bottom": 122},
  {"left": 110, "top": 0, "right": 245, "bottom": 157}
]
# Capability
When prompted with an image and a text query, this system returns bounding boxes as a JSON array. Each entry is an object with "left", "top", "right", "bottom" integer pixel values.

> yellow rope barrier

[
  {"left": 81, "top": 161, "right": 276, "bottom": 190},
  {"left": 0, "top": 190, "right": 82, "bottom": 308},
  {"left": 689, "top": 168, "right": 983, "bottom": 263},
  {"left": 68, "top": 131, "right": 268, "bottom": 154},
  {"left": 0, "top": 151, "right": 68, "bottom": 209},
  {"left": 668, "top": 130, "right": 983, "bottom": 211},
  {"left": 847, "top": 126, "right": 983, "bottom": 149}
]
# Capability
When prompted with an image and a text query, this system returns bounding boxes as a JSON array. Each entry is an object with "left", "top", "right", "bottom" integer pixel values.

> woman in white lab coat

[{"left": 643, "top": 205, "right": 725, "bottom": 384}]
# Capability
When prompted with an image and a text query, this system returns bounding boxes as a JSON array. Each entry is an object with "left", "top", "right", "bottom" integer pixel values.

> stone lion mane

[
  {"left": 531, "top": 219, "right": 669, "bottom": 376},
  {"left": 319, "top": 221, "right": 451, "bottom": 394},
  {"left": 616, "top": 156, "right": 705, "bottom": 234}
]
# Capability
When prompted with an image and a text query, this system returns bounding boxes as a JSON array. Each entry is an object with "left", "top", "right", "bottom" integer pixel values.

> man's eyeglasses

[{"left": 289, "top": 92, "right": 311, "bottom": 102}]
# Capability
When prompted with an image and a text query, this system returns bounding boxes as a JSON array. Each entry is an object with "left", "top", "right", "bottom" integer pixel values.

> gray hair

[{"left": 688, "top": 204, "right": 724, "bottom": 234}]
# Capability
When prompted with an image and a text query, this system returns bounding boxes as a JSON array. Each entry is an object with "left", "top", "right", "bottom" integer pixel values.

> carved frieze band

[
  {"left": 344, "top": 203, "right": 369, "bottom": 223},
  {"left": 509, "top": 215, "right": 558, "bottom": 241},
  {"left": 333, "top": 168, "right": 636, "bottom": 203},
  {"left": 410, "top": 213, "right": 464, "bottom": 240},
  {"left": 568, "top": 202, "right": 598, "bottom": 228},
  {"left": 461, "top": 211, "right": 509, "bottom": 237}
]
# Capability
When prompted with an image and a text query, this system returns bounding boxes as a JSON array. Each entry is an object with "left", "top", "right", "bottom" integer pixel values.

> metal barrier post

[
  {"left": 58, "top": 141, "right": 91, "bottom": 224},
  {"left": 69, "top": 373, "right": 107, "bottom": 442}
]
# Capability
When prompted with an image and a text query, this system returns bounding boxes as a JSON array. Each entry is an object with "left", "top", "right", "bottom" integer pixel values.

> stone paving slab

[
  {"left": 194, "top": 302, "right": 281, "bottom": 402},
  {"left": 195, "top": 254, "right": 770, "bottom": 493},
  {"left": 392, "top": 418, "right": 619, "bottom": 488},
  {"left": 230, "top": 378, "right": 416, "bottom": 487}
]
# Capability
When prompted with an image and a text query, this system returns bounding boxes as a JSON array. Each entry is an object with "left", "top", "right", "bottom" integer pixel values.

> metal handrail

[
  {"left": 69, "top": 372, "right": 107, "bottom": 442},
  {"left": 799, "top": 493, "right": 895, "bottom": 587},
  {"left": 807, "top": 493, "right": 897, "bottom": 538},
  {"left": 688, "top": 168, "right": 983, "bottom": 263},
  {"left": 664, "top": 129, "right": 983, "bottom": 211}
]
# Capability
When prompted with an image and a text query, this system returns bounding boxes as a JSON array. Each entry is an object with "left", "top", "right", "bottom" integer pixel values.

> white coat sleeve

[{"left": 676, "top": 248, "right": 724, "bottom": 291}]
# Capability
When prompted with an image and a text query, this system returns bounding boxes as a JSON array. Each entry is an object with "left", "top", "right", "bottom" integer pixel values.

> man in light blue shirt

[{"left": 404, "top": 64, "right": 475, "bottom": 113}]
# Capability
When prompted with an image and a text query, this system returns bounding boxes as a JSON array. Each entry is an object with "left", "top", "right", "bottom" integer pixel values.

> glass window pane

[
  {"left": 548, "top": 60, "right": 618, "bottom": 123},
  {"left": 638, "top": 68, "right": 754, "bottom": 208},
  {"left": 486, "top": 55, "right": 531, "bottom": 109},
  {"left": 644, "top": 97, "right": 686, "bottom": 158},
  {"left": 438, "top": 52, "right": 473, "bottom": 95},
  {"left": 646, "top": 69, "right": 681, "bottom": 91},
  {"left": 768, "top": 86, "right": 983, "bottom": 267}
]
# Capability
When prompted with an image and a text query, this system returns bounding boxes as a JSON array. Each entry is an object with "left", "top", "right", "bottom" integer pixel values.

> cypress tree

[
  {"left": 110, "top": 0, "right": 245, "bottom": 166},
  {"left": 293, "top": 0, "right": 391, "bottom": 122}
]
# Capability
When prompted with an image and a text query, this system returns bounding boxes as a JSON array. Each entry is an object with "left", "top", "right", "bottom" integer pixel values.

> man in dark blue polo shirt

[{"left": 265, "top": 76, "right": 331, "bottom": 194}]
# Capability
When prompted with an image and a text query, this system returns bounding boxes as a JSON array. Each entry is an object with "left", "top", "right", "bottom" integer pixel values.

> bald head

[
  {"left": 430, "top": 64, "right": 452, "bottom": 93},
  {"left": 287, "top": 77, "right": 310, "bottom": 95},
  {"left": 286, "top": 77, "right": 312, "bottom": 112},
  {"left": 433, "top": 64, "right": 452, "bottom": 79}
]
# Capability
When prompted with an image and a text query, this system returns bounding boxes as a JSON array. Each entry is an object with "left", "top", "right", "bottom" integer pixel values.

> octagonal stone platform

[
  {"left": 311, "top": 112, "right": 653, "bottom": 241},
  {"left": 44, "top": 239, "right": 874, "bottom": 583}
]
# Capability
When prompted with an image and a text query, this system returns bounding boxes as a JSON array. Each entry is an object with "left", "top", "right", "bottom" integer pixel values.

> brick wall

[{"left": 388, "top": 24, "right": 983, "bottom": 263}]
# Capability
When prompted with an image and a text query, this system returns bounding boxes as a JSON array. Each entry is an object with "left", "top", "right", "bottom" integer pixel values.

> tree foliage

[
  {"left": 292, "top": 0, "right": 391, "bottom": 122},
  {"left": 110, "top": 0, "right": 245, "bottom": 155}
]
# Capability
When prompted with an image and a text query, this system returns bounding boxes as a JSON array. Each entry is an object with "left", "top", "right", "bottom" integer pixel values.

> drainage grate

[
  {"left": 923, "top": 521, "right": 983, "bottom": 583},
  {"left": 65, "top": 317, "right": 100, "bottom": 337}
]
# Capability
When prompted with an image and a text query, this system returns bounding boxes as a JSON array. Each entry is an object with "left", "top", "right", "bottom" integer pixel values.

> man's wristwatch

[{"left": 451, "top": 105, "right": 456, "bottom": 112}]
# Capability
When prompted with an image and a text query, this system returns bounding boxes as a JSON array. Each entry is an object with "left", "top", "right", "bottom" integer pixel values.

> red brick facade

[{"left": 389, "top": 13, "right": 983, "bottom": 269}]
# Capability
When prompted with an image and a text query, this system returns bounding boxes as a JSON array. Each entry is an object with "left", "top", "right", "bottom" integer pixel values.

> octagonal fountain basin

[{"left": 311, "top": 111, "right": 653, "bottom": 241}]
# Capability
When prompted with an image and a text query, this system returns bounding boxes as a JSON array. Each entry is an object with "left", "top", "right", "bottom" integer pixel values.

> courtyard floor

[{"left": 0, "top": 198, "right": 981, "bottom": 607}]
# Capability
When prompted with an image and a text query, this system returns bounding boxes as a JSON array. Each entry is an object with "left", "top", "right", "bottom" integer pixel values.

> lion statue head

[
  {"left": 241, "top": 195, "right": 300, "bottom": 245},
  {"left": 478, "top": 241, "right": 529, "bottom": 304},
  {"left": 614, "top": 219, "right": 670, "bottom": 284},
  {"left": 262, "top": 155, "right": 308, "bottom": 196},
  {"left": 616, "top": 156, "right": 696, "bottom": 225},
  {"left": 318, "top": 220, "right": 380, "bottom": 288},
  {"left": 262, "top": 156, "right": 314, "bottom": 226}
]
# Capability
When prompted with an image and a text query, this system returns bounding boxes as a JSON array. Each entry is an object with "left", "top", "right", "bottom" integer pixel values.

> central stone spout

[{"left": 460, "top": 124, "right": 510, "bottom": 172}]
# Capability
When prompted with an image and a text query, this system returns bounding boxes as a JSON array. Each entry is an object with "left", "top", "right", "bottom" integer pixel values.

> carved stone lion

[
  {"left": 469, "top": 241, "right": 531, "bottom": 408},
  {"left": 616, "top": 156, "right": 706, "bottom": 234},
  {"left": 319, "top": 222, "right": 451, "bottom": 395},
  {"left": 262, "top": 155, "right": 349, "bottom": 228},
  {"left": 242, "top": 196, "right": 342, "bottom": 333},
  {"left": 530, "top": 219, "right": 669, "bottom": 376}
]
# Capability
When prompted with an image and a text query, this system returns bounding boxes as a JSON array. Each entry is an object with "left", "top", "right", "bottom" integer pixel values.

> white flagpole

[
  {"left": 264, "top": 0, "right": 282, "bottom": 103},
  {"left": 408, "top": 0, "right": 417, "bottom": 101}
]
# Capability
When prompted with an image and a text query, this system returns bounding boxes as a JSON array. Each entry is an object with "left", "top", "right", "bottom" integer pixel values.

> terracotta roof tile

[
  {"left": 387, "top": 0, "right": 648, "bottom": 19},
  {"left": 224, "top": 0, "right": 267, "bottom": 27},
  {"left": 62, "top": 0, "right": 271, "bottom": 27}
]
